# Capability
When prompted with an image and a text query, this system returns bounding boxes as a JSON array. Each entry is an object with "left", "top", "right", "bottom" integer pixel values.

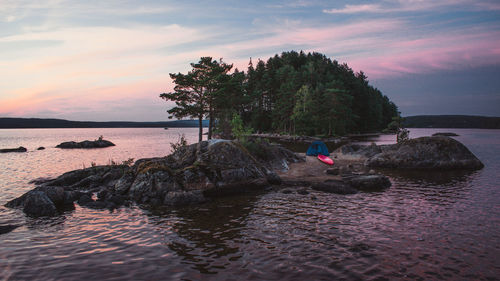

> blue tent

[{"left": 306, "top": 141, "right": 330, "bottom": 156}]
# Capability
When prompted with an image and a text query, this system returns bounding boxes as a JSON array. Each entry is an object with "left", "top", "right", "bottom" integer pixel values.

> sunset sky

[{"left": 1, "top": 0, "right": 499, "bottom": 121}]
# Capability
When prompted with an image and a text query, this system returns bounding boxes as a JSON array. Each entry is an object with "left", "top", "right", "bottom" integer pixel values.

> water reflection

[
  {"left": 146, "top": 193, "right": 260, "bottom": 274},
  {"left": 382, "top": 168, "right": 478, "bottom": 186}
]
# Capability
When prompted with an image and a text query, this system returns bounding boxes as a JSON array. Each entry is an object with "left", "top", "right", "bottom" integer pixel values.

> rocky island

[
  {"left": 56, "top": 138, "right": 115, "bottom": 149},
  {"left": 5, "top": 136, "right": 483, "bottom": 217},
  {"left": 0, "top": 146, "right": 27, "bottom": 153}
]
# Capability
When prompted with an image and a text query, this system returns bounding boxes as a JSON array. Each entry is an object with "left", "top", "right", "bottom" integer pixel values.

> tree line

[{"left": 161, "top": 51, "right": 399, "bottom": 142}]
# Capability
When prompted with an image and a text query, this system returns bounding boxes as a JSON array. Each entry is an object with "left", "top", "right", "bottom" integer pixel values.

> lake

[{"left": 1, "top": 128, "right": 499, "bottom": 280}]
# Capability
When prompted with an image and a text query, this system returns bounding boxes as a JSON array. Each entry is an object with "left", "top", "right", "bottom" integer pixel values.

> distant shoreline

[
  {"left": 0, "top": 118, "right": 208, "bottom": 129},
  {"left": 1, "top": 115, "right": 499, "bottom": 129},
  {"left": 403, "top": 115, "right": 500, "bottom": 129}
]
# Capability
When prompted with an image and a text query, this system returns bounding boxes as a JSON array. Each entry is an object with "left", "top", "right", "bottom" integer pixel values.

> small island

[
  {"left": 56, "top": 136, "right": 115, "bottom": 149},
  {"left": 5, "top": 135, "right": 483, "bottom": 217},
  {"left": 0, "top": 146, "right": 27, "bottom": 153},
  {"left": 2, "top": 52, "right": 485, "bottom": 218}
]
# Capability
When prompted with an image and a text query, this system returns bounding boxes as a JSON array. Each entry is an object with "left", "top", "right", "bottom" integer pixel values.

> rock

[
  {"left": 0, "top": 146, "right": 27, "bottom": 153},
  {"left": 6, "top": 140, "right": 304, "bottom": 216},
  {"left": 339, "top": 166, "right": 353, "bottom": 176},
  {"left": 365, "top": 136, "right": 484, "bottom": 170},
  {"left": 46, "top": 165, "right": 127, "bottom": 188},
  {"left": 23, "top": 191, "right": 58, "bottom": 217},
  {"left": 37, "top": 147, "right": 45, "bottom": 150},
  {"left": 311, "top": 180, "right": 358, "bottom": 195},
  {"left": 325, "top": 168, "right": 340, "bottom": 175},
  {"left": 335, "top": 144, "right": 382, "bottom": 160},
  {"left": 344, "top": 175, "right": 391, "bottom": 191},
  {"left": 85, "top": 201, "right": 107, "bottom": 209},
  {"left": 0, "top": 225, "right": 20, "bottom": 235},
  {"left": 64, "top": 190, "right": 84, "bottom": 203},
  {"left": 432, "top": 132, "right": 459, "bottom": 137},
  {"left": 163, "top": 190, "right": 205, "bottom": 206},
  {"left": 244, "top": 140, "right": 305, "bottom": 171},
  {"left": 77, "top": 193, "right": 93, "bottom": 206},
  {"left": 107, "top": 194, "right": 126, "bottom": 206},
  {"left": 28, "top": 177, "right": 54, "bottom": 185},
  {"left": 39, "top": 186, "right": 66, "bottom": 207},
  {"left": 266, "top": 172, "right": 282, "bottom": 185},
  {"left": 281, "top": 189, "right": 293, "bottom": 194},
  {"left": 56, "top": 139, "right": 115, "bottom": 149},
  {"left": 297, "top": 188, "right": 309, "bottom": 195}
]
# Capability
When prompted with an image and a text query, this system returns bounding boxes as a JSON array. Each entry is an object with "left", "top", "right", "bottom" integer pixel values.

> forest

[{"left": 161, "top": 51, "right": 399, "bottom": 141}]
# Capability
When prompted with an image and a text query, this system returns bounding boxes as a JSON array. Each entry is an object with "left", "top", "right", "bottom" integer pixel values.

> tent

[{"left": 306, "top": 141, "right": 330, "bottom": 156}]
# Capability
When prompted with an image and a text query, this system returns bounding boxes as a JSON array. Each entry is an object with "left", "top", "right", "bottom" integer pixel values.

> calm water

[{"left": 1, "top": 128, "right": 499, "bottom": 280}]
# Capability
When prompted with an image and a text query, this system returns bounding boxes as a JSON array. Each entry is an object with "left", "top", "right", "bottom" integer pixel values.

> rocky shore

[
  {"left": 5, "top": 135, "right": 483, "bottom": 218},
  {"left": 6, "top": 140, "right": 301, "bottom": 217}
]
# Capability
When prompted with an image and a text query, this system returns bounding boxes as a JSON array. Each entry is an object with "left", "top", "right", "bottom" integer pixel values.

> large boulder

[
  {"left": 123, "top": 140, "right": 281, "bottom": 204},
  {"left": 56, "top": 139, "right": 115, "bottom": 149},
  {"left": 335, "top": 143, "right": 383, "bottom": 160},
  {"left": 0, "top": 146, "right": 27, "bottom": 153},
  {"left": 22, "top": 191, "right": 58, "bottom": 217},
  {"left": 365, "top": 136, "right": 484, "bottom": 170}
]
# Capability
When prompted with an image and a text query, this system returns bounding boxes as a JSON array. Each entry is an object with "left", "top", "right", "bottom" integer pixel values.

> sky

[{"left": 1, "top": 0, "right": 499, "bottom": 121}]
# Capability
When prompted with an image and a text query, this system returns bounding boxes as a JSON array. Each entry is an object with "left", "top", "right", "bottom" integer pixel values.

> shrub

[{"left": 171, "top": 133, "right": 188, "bottom": 152}]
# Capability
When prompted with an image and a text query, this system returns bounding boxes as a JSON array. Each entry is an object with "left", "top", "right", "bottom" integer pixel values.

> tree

[
  {"left": 162, "top": 51, "right": 400, "bottom": 139},
  {"left": 160, "top": 57, "right": 232, "bottom": 142}
]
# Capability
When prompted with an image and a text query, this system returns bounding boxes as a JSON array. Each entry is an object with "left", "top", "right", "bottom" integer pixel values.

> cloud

[
  {"left": 323, "top": 4, "right": 382, "bottom": 14},
  {"left": 344, "top": 30, "right": 500, "bottom": 79},
  {"left": 1, "top": 0, "right": 499, "bottom": 120},
  {"left": 323, "top": 0, "right": 500, "bottom": 14}
]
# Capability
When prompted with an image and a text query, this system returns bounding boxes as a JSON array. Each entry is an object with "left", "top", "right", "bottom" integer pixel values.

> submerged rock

[
  {"left": 344, "top": 174, "right": 391, "bottom": 191},
  {"left": 0, "top": 146, "right": 27, "bottom": 153},
  {"left": 56, "top": 139, "right": 115, "bottom": 149},
  {"left": 0, "top": 225, "right": 20, "bottom": 235},
  {"left": 311, "top": 180, "right": 358, "bottom": 195}
]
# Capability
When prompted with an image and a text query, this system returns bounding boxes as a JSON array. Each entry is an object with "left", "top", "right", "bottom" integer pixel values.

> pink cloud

[{"left": 344, "top": 31, "right": 500, "bottom": 79}]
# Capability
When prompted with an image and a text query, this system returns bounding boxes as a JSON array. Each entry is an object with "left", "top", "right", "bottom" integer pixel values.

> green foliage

[
  {"left": 161, "top": 51, "right": 399, "bottom": 138},
  {"left": 238, "top": 51, "right": 399, "bottom": 135},
  {"left": 231, "top": 113, "right": 253, "bottom": 142},
  {"left": 397, "top": 128, "right": 410, "bottom": 143},
  {"left": 170, "top": 133, "right": 188, "bottom": 152},
  {"left": 389, "top": 116, "right": 410, "bottom": 143},
  {"left": 160, "top": 57, "right": 233, "bottom": 142}
]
